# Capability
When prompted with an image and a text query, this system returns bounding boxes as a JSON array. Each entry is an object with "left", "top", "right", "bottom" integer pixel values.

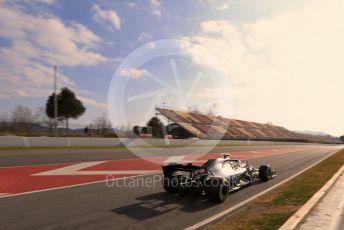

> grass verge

[{"left": 208, "top": 148, "right": 344, "bottom": 230}]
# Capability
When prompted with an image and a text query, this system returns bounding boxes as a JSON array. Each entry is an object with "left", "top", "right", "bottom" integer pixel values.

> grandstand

[{"left": 157, "top": 108, "right": 340, "bottom": 144}]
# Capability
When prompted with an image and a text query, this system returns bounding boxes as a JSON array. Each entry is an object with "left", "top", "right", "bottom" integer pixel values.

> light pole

[{"left": 53, "top": 65, "right": 58, "bottom": 137}]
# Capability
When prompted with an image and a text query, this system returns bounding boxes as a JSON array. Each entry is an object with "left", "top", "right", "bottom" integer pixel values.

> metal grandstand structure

[{"left": 156, "top": 108, "right": 340, "bottom": 143}]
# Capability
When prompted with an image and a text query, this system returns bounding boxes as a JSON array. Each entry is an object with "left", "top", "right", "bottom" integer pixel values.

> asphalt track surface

[
  {"left": 0, "top": 144, "right": 318, "bottom": 167},
  {"left": 0, "top": 144, "right": 342, "bottom": 230}
]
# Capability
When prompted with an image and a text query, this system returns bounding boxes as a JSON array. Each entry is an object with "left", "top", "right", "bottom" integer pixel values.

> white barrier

[
  {"left": 0, "top": 136, "right": 308, "bottom": 147},
  {"left": 0, "top": 136, "right": 27, "bottom": 147}
]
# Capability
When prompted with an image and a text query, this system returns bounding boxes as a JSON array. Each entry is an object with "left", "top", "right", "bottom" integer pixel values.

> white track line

[
  {"left": 280, "top": 165, "right": 344, "bottom": 230},
  {"left": 250, "top": 151, "right": 261, "bottom": 154},
  {"left": 36, "top": 170, "right": 160, "bottom": 176},
  {"left": 164, "top": 156, "right": 186, "bottom": 164},
  {"left": 184, "top": 148, "right": 342, "bottom": 230},
  {"left": 34, "top": 161, "right": 160, "bottom": 176},
  {"left": 33, "top": 161, "right": 105, "bottom": 175}
]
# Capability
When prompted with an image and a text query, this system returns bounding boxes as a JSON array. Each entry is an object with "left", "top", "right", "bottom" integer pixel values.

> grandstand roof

[{"left": 157, "top": 108, "right": 339, "bottom": 143}]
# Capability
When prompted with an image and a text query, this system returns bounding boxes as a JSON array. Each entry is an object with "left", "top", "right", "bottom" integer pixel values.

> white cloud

[
  {"left": 79, "top": 97, "right": 107, "bottom": 109},
  {"left": 152, "top": 9, "right": 161, "bottom": 17},
  {"left": 0, "top": 4, "right": 106, "bottom": 67},
  {"left": 180, "top": 0, "right": 344, "bottom": 136},
  {"left": 204, "top": 0, "right": 230, "bottom": 10},
  {"left": 148, "top": 42, "right": 156, "bottom": 49},
  {"left": 0, "top": 1, "right": 107, "bottom": 109},
  {"left": 92, "top": 4, "right": 121, "bottom": 30},
  {"left": 121, "top": 68, "right": 147, "bottom": 79},
  {"left": 149, "top": 0, "right": 161, "bottom": 17},
  {"left": 215, "top": 3, "right": 229, "bottom": 10},
  {"left": 206, "top": 0, "right": 230, "bottom": 10},
  {"left": 36, "top": 0, "right": 55, "bottom": 4},
  {"left": 150, "top": 0, "right": 160, "bottom": 7},
  {"left": 125, "top": 2, "right": 137, "bottom": 9},
  {"left": 137, "top": 32, "right": 153, "bottom": 42},
  {"left": 12, "top": 0, "right": 56, "bottom": 5}
]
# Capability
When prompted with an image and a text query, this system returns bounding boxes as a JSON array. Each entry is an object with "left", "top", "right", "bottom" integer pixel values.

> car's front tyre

[{"left": 259, "top": 165, "right": 273, "bottom": 181}]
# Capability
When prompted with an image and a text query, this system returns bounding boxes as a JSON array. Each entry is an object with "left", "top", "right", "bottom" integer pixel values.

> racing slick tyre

[
  {"left": 204, "top": 178, "right": 230, "bottom": 203},
  {"left": 163, "top": 175, "right": 184, "bottom": 193},
  {"left": 259, "top": 165, "right": 273, "bottom": 182}
]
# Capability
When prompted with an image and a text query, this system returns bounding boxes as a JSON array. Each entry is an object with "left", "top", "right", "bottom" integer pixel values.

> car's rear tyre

[
  {"left": 163, "top": 175, "right": 184, "bottom": 193},
  {"left": 204, "top": 178, "right": 230, "bottom": 202},
  {"left": 259, "top": 165, "right": 272, "bottom": 182}
]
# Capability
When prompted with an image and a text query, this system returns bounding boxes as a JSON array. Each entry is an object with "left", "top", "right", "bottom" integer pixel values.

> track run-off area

[
  {"left": 0, "top": 146, "right": 318, "bottom": 196},
  {"left": 0, "top": 144, "right": 342, "bottom": 229}
]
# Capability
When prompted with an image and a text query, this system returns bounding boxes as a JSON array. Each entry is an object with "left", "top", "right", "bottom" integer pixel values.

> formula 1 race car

[{"left": 162, "top": 154, "right": 276, "bottom": 202}]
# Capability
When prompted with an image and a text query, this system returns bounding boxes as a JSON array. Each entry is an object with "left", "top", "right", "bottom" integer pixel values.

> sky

[{"left": 0, "top": 0, "right": 344, "bottom": 136}]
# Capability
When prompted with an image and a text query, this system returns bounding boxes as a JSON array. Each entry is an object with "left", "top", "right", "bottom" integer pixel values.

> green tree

[
  {"left": 46, "top": 87, "right": 86, "bottom": 135},
  {"left": 147, "top": 116, "right": 164, "bottom": 138}
]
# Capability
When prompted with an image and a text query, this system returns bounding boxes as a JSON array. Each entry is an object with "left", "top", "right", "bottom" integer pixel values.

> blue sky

[{"left": 1, "top": 0, "right": 344, "bottom": 135}]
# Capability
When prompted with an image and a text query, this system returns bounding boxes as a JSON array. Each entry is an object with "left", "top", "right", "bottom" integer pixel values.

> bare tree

[
  {"left": 11, "top": 106, "right": 33, "bottom": 122},
  {"left": 0, "top": 112, "right": 10, "bottom": 133},
  {"left": 11, "top": 106, "right": 35, "bottom": 133},
  {"left": 34, "top": 107, "right": 55, "bottom": 134},
  {"left": 92, "top": 113, "right": 112, "bottom": 136},
  {"left": 0, "top": 112, "right": 9, "bottom": 121},
  {"left": 115, "top": 123, "right": 133, "bottom": 138}
]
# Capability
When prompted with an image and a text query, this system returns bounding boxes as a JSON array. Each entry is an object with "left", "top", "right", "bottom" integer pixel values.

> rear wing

[{"left": 162, "top": 163, "right": 201, "bottom": 177}]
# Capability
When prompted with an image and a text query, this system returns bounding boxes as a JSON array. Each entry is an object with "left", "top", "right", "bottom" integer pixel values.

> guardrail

[{"left": 0, "top": 136, "right": 312, "bottom": 147}]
